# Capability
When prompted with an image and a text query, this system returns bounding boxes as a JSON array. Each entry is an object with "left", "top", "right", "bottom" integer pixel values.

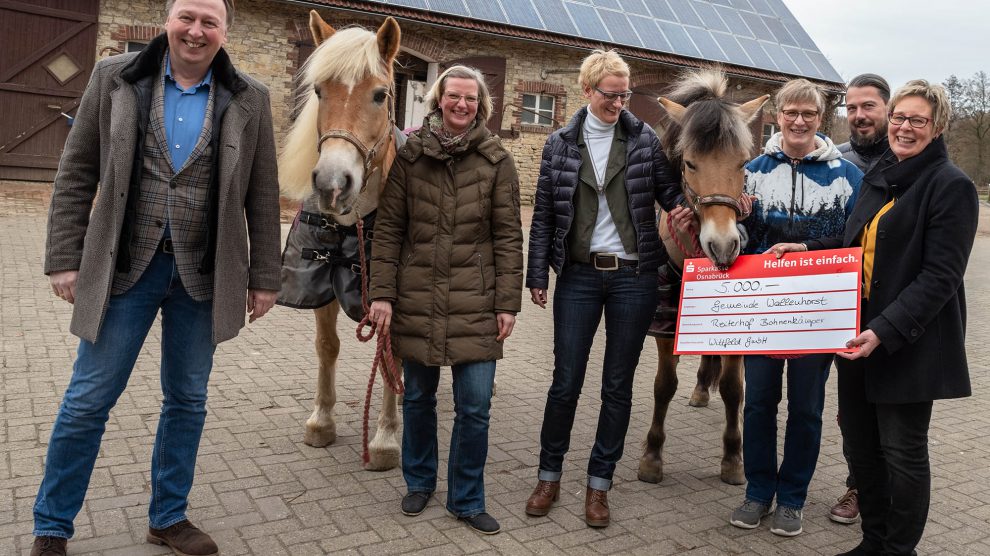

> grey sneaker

[
  {"left": 770, "top": 505, "right": 803, "bottom": 536},
  {"left": 729, "top": 499, "right": 771, "bottom": 529}
]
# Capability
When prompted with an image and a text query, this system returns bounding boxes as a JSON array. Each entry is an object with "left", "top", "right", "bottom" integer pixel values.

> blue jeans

[
  {"left": 34, "top": 251, "right": 216, "bottom": 538},
  {"left": 538, "top": 263, "right": 657, "bottom": 490},
  {"left": 402, "top": 359, "right": 496, "bottom": 517},
  {"left": 743, "top": 354, "right": 831, "bottom": 510}
]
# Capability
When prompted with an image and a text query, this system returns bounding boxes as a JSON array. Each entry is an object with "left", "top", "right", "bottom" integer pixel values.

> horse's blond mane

[{"left": 280, "top": 26, "right": 391, "bottom": 200}]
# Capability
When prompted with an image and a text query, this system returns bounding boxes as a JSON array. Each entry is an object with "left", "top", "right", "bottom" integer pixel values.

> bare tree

[{"left": 944, "top": 72, "right": 990, "bottom": 196}]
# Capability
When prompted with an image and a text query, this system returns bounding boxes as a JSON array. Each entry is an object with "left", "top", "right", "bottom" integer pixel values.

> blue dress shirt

[{"left": 163, "top": 54, "right": 212, "bottom": 171}]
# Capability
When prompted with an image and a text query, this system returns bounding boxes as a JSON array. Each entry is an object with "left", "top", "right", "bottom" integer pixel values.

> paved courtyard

[{"left": 2, "top": 181, "right": 989, "bottom": 555}]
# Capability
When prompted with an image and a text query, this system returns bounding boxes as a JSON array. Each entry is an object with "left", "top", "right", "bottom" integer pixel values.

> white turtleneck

[{"left": 583, "top": 107, "right": 637, "bottom": 260}]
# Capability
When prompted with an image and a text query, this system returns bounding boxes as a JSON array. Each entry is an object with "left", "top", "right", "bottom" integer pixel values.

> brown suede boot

[
  {"left": 525, "top": 480, "right": 560, "bottom": 516},
  {"left": 147, "top": 520, "right": 219, "bottom": 556},
  {"left": 30, "top": 537, "right": 67, "bottom": 556},
  {"left": 585, "top": 488, "right": 610, "bottom": 527}
]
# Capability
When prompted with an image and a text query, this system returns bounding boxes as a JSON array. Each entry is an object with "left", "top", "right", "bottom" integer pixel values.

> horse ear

[
  {"left": 738, "top": 94, "right": 770, "bottom": 123},
  {"left": 377, "top": 17, "right": 401, "bottom": 63},
  {"left": 309, "top": 10, "right": 335, "bottom": 46},
  {"left": 658, "top": 97, "right": 687, "bottom": 125}
]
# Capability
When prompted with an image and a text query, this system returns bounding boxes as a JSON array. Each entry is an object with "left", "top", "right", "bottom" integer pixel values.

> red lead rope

[
  {"left": 354, "top": 218, "right": 404, "bottom": 465},
  {"left": 666, "top": 212, "right": 705, "bottom": 259}
]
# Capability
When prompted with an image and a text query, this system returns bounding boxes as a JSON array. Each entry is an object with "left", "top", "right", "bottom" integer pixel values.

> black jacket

[
  {"left": 526, "top": 107, "right": 682, "bottom": 289},
  {"left": 828, "top": 138, "right": 978, "bottom": 403}
]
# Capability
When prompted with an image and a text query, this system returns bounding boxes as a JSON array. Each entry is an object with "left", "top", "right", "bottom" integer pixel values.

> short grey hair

[
  {"left": 775, "top": 78, "right": 825, "bottom": 113},
  {"left": 847, "top": 73, "right": 890, "bottom": 103},
  {"left": 425, "top": 65, "right": 494, "bottom": 123},
  {"left": 890, "top": 80, "right": 952, "bottom": 135},
  {"left": 165, "top": 0, "right": 235, "bottom": 28}
]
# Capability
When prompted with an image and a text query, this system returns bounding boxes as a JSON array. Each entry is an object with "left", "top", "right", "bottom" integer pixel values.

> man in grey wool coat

[{"left": 31, "top": 1, "right": 281, "bottom": 555}]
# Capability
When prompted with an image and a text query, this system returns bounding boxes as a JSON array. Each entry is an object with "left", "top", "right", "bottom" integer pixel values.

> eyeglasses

[
  {"left": 780, "top": 110, "right": 819, "bottom": 122},
  {"left": 444, "top": 93, "right": 479, "bottom": 104},
  {"left": 594, "top": 87, "right": 633, "bottom": 103},
  {"left": 888, "top": 114, "right": 931, "bottom": 128}
]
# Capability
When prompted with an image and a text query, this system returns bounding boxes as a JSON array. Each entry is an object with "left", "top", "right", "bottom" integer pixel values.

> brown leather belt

[{"left": 591, "top": 252, "right": 637, "bottom": 271}]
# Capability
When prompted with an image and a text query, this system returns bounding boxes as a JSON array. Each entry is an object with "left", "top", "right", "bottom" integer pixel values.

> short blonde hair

[
  {"left": 775, "top": 78, "right": 824, "bottom": 113},
  {"left": 579, "top": 49, "right": 630, "bottom": 90},
  {"left": 889, "top": 80, "right": 952, "bottom": 135},
  {"left": 425, "top": 65, "right": 493, "bottom": 122}
]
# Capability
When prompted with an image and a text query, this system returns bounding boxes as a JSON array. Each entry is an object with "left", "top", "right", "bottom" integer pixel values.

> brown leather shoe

[
  {"left": 525, "top": 480, "right": 560, "bottom": 516},
  {"left": 829, "top": 488, "right": 860, "bottom": 524},
  {"left": 31, "top": 536, "right": 67, "bottom": 556},
  {"left": 147, "top": 520, "right": 219, "bottom": 556},
  {"left": 585, "top": 488, "right": 610, "bottom": 527}
]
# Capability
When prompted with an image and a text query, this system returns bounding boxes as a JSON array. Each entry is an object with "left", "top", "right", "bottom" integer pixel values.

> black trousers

[{"left": 837, "top": 356, "right": 932, "bottom": 556}]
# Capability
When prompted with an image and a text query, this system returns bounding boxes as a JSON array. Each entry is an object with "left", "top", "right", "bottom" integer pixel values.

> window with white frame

[
  {"left": 522, "top": 93, "right": 555, "bottom": 126},
  {"left": 762, "top": 123, "right": 778, "bottom": 145}
]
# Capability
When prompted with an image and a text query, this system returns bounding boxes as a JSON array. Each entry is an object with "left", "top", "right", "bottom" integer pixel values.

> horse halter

[
  {"left": 680, "top": 172, "right": 743, "bottom": 217},
  {"left": 315, "top": 88, "right": 396, "bottom": 192}
]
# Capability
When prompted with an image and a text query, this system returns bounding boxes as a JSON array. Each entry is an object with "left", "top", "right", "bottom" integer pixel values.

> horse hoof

[
  {"left": 688, "top": 389, "right": 710, "bottom": 407},
  {"left": 720, "top": 461, "right": 745, "bottom": 485},
  {"left": 303, "top": 424, "right": 337, "bottom": 448},
  {"left": 365, "top": 446, "right": 400, "bottom": 471},
  {"left": 637, "top": 456, "right": 663, "bottom": 484}
]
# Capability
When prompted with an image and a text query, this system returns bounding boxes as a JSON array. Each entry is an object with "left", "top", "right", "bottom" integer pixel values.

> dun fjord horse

[
  {"left": 279, "top": 12, "right": 402, "bottom": 470},
  {"left": 638, "top": 69, "right": 768, "bottom": 485}
]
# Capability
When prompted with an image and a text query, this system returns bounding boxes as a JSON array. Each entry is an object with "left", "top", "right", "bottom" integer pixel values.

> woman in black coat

[{"left": 775, "top": 79, "right": 979, "bottom": 555}]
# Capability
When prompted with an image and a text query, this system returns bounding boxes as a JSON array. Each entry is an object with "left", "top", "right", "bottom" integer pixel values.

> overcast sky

[{"left": 782, "top": 0, "right": 988, "bottom": 90}]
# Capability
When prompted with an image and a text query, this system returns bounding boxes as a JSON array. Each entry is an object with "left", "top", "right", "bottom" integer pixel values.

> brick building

[{"left": 3, "top": 0, "right": 844, "bottom": 201}]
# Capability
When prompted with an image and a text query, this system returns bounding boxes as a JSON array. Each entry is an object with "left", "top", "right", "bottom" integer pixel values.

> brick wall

[{"left": 94, "top": 1, "right": 801, "bottom": 204}]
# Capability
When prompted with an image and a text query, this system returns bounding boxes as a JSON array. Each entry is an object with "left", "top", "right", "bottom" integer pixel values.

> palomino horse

[
  {"left": 279, "top": 12, "right": 403, "bottom": 470},
  {"left": 638, "top": 69, "right": 768, "bottom": 485}
]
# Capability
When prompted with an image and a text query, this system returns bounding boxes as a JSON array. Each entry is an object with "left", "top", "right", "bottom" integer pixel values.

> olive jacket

[{"left": 369, "top": 122, "right": 524, "bottom": 366}]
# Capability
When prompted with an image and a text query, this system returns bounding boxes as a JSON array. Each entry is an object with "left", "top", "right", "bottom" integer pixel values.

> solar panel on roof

[
  {"left": 714, "top": 4, "right": 751, "bottom": 37},
  {"left": 628, "top": 14, "right": 672, "bottom": 52},
  {"left": 464, "top": 0, "right": 508, "bottom": 22},
  {"left": 598, "top": 9, "right": 643, "bottom": 46},
  {"left": 428, "top": 0, "right": 470, "bottom": 17},
  {"left": 358, "top": 0, "right": 840, "bottom": 82},
  {"left": 665, "top": 0, "right": 702, "bottom": 26},
  {"left": 656, "top": 20, "right": 700, "bottom": 58},
  {"left": 618, "top": 0, "right": 651, "bottom": 17},
  {"left": 565, "top": 1, "right": 613, "bottom": 42},
  {"left": 686, "top": 27, "right": 728, "bottom": 62},
  {"left": 691, "top": 1, "right": 729, "bottom": 32},
  {"left": 501, "top": 0, "right": 544, "bottom": 28},
  {"left": 535, "top": 0, "right": 579, "bottom": 35}
]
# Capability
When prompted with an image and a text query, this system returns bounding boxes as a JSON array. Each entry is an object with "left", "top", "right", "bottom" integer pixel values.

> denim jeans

[
  {"left": 538, "top": 263, "right": 657, "bottom": 490},
  {"left": 34, "top": 250, "right": 216, "bottom": 538},
  {"left": 402, "top": 359, "right": 496, "bottom": 517},
  {"left": 743, "top": 354, "right": 831, "bottom": 510},
  {"left": 838, "top": 357, "right": 932, "bottom": 555}
]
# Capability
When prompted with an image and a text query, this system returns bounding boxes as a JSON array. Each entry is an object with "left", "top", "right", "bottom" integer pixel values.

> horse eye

[
  {"left": 313, "top": 85, "right": 321, "bottom": 99},
  {"left": 373, "top": 90, "right": 387, "bottom": 104},
  {"left": 685, "top": 160, "right": 697, "bottom": 171}
]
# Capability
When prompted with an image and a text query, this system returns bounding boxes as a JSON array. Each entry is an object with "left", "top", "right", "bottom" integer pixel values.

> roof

[{"left": 295, "top": 0, "right": 843, "bottom": 88}]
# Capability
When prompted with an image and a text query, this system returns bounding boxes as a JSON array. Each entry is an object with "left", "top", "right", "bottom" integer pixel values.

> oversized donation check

[{"left": 674, "top": 247, "right": 862, "bottom": 355}]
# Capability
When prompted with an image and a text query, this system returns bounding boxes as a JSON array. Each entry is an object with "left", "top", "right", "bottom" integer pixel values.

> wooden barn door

[{"left": 0, "top": 0, "right": 99, "bottom": 181}]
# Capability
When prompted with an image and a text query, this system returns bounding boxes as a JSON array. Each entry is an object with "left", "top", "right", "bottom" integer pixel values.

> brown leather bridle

[
  {"left": 681, "top": 174, "right": 743, "bottom": 217},
  {"left": 315, "top": 88, "right": 395, "bottom": 192}
]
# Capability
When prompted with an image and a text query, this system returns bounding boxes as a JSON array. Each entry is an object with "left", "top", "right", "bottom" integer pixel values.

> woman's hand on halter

[
  {"left": 668, "top": 206, "right": 698, "bottom": 236},
  {"left": 764, "top": 242, "right": 808, "bottom": 259},
  {"left": 737, "top": 194, "right": 756, "bottom": 221},
  {"left": 368, "top": 299, "right": 393, "bottom": 336},
  {"left": 837, "top": 329, "right": 881, "bottom": 360}
]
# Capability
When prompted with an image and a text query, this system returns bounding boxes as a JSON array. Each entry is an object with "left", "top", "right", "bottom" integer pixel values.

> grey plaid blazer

[
  {"left": 111, "top": 69, "right": 217, "bottom": 300},
  {"left": 45, "top": 35, "right": 281, "bottom": 344}
]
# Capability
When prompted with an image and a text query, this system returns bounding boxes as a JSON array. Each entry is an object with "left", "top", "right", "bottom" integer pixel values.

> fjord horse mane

[{"left": 658, "top": 68, "right": 755, "bottom": 166}]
